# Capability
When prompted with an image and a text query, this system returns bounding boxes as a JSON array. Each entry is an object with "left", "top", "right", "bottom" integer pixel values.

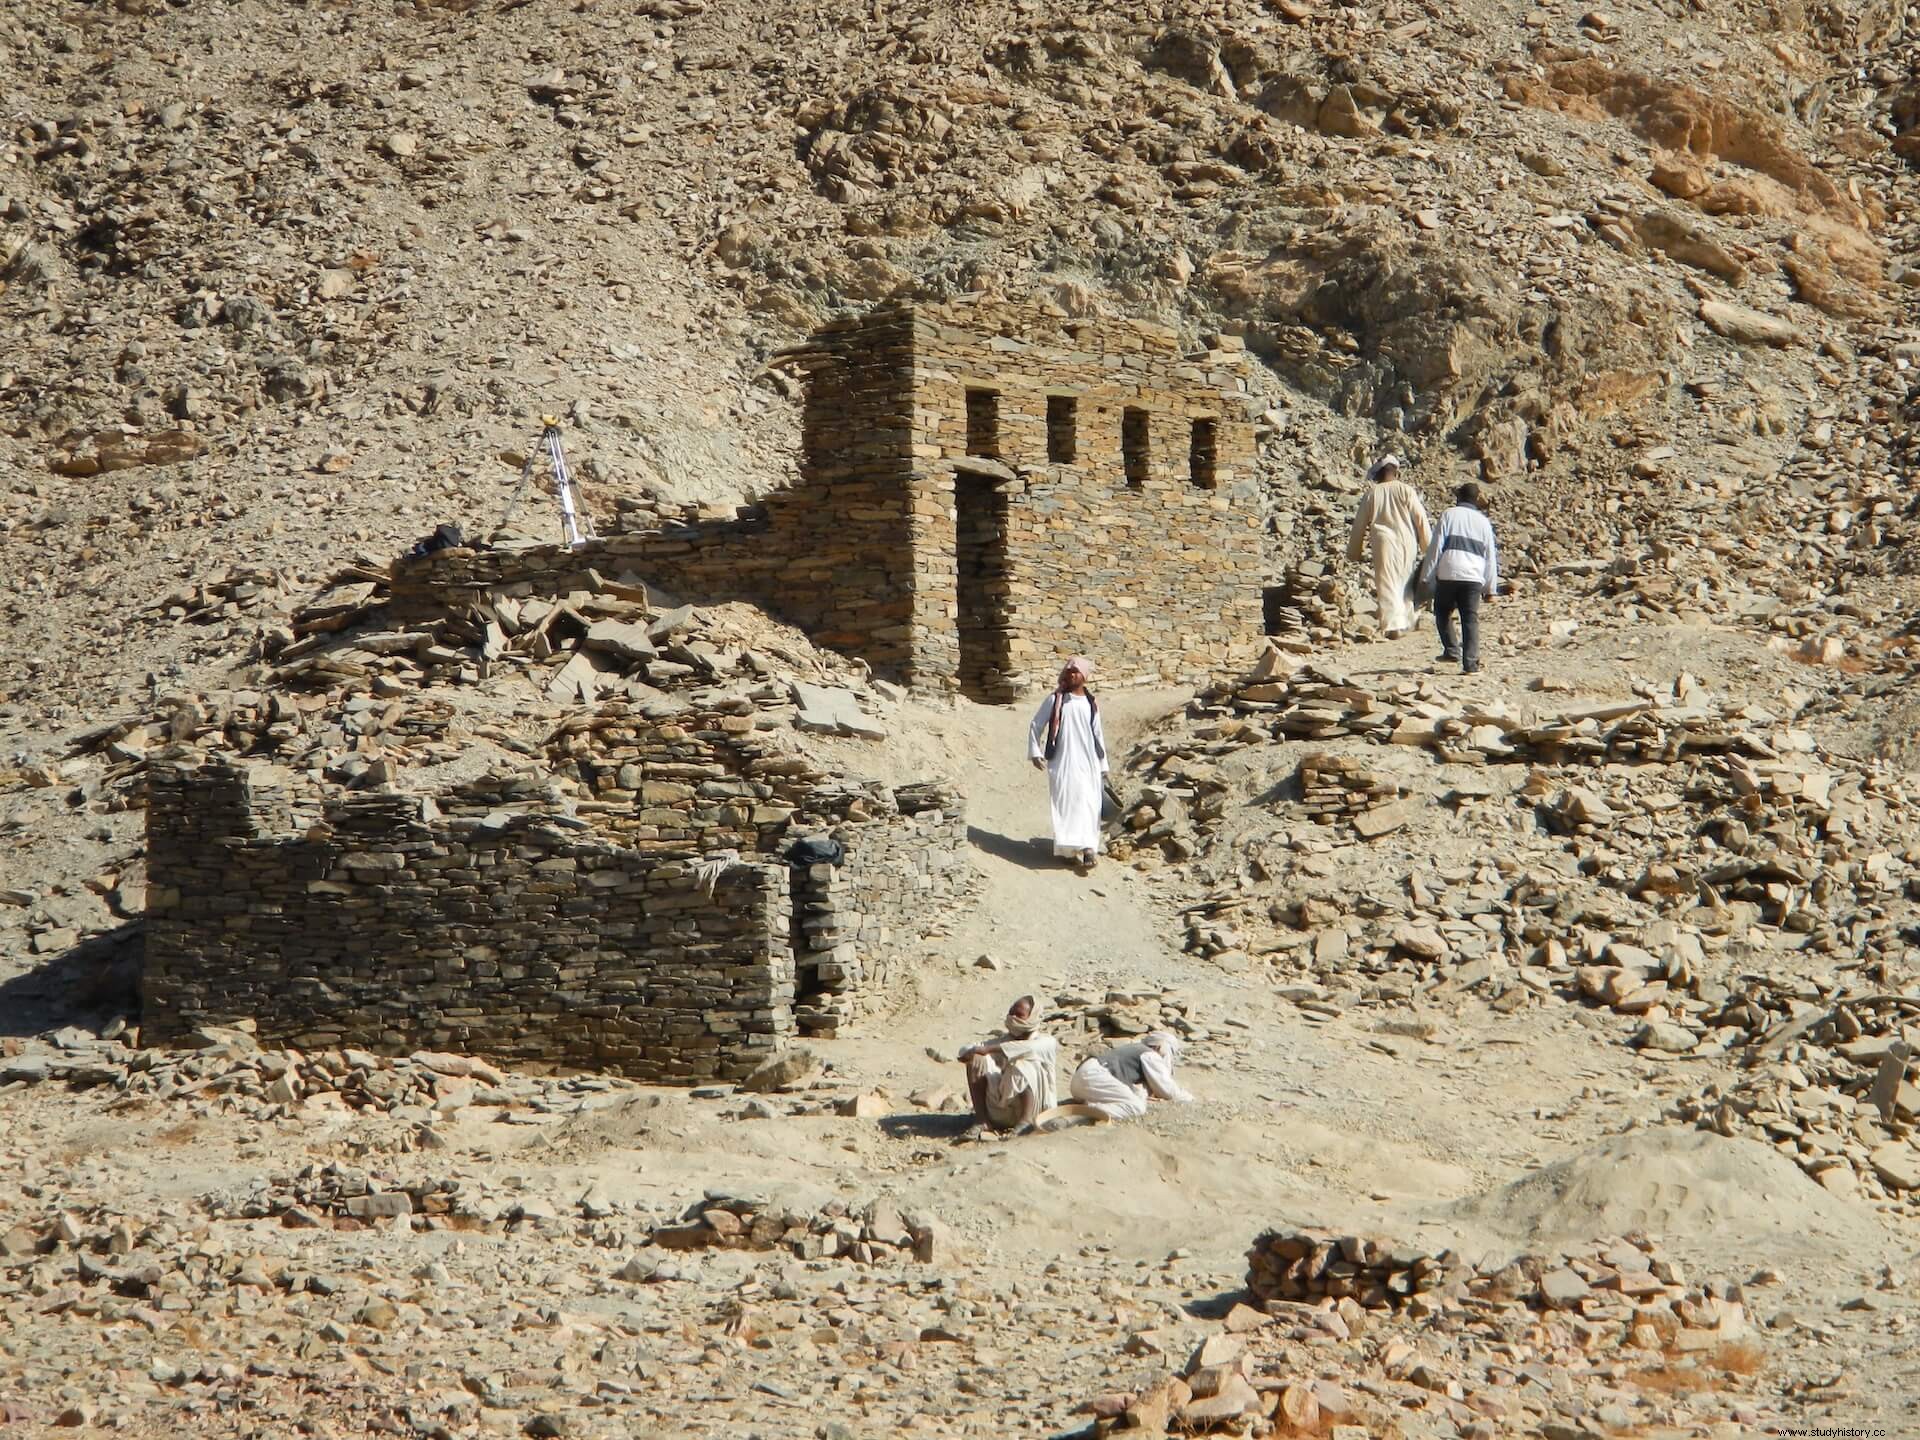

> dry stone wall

[
  {"left": 543, "top": 701, "right": 830, "bottom": 855},
  {"left": 388, "top": 301, "right": 1265, "bottom": 699},
  {"left": 897, "top": 299, "right": 1265, "bottom": 699},
  {"left": 143, "top": 758, "right": 796, "bottom": 1083},
  {"left": 791, "top": 781, "right": 971, "bottom": 1036}
]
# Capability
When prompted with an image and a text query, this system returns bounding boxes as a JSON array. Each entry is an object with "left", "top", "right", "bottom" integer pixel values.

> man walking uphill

[
  {"left": 1418, "top": 482, "right": 1501, "bottom": 674},
  {"left": 1028, "top": 656, "right": 1107, "bottom": 871},
  {"left": 1345, "top": 453, "right": 1430, "bottom": 639}
]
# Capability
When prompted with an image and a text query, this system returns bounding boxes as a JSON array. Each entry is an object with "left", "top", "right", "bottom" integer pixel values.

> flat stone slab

[
  {"left": 583, "top": 620, "right": 657, "bottom": 661},
  {"left": 790, "top": 682, "right": 887, "bottom": 740}
]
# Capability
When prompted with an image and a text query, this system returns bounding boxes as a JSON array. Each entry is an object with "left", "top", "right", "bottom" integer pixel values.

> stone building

[
  {"left": 143, "top": 742, "right": 972, "bottom": 1081},
  {"left": 391, "top": 298, "right": 1265, "bottom": 699},
  {"left": 142, "top": 300, "right": 1263, "bottom": 1081}
]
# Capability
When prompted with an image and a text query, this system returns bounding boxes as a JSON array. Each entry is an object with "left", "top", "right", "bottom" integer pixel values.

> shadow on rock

[{"left": 0, "top": 922, "right": 142, "bottom": 1038}]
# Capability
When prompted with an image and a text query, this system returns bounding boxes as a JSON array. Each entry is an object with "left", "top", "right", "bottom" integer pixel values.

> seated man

[
  {"left": 1065, "top": 1031, "right": 1194, "bottom": 1121},
  {"left": 958, "top": 995, "right": 1059, "bottom": 1133}
]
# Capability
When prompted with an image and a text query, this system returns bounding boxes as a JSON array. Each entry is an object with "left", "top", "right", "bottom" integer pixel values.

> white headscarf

[
  {"left": 1366, "top": 454, "right": 1404, "bottom": 485},
  {"left": 1004, "top": 996, "right": 1038, "bottom": 1040},
  {"left": 1143, "top": 1030, "right": 1183, "bottom": 1062}
]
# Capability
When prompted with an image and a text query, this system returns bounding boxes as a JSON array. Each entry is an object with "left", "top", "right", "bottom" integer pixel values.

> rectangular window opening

[
  {"left": 1189, "top": 418, "right": 1218, "bottom": 489},
  {"left": 1046, "top": 395, "right": 1077, "bottom": 465},
  {"left": 1122, "top": 407, "right": 1149, "bottom": 488},
  {"left": 965, "top": 388, "right": 999, "bottom": 459}
]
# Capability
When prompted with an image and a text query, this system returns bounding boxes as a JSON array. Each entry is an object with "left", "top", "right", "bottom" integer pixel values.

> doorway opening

[{"left": 955, "top": 471, "right": 1016, "bottom": 702}]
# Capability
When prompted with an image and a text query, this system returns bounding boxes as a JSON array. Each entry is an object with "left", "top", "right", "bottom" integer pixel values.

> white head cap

[{"left": 1366, "top": 454, "right": 1405, "bottom": 484}]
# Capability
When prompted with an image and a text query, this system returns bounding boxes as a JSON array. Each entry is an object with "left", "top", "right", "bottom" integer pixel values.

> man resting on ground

[
  {"left": 1063, "top": 1031, "right": 1194, "bottom": 1122},
  {"left": 958, "top": 995, "right": 1059, "bottom": 1133}
]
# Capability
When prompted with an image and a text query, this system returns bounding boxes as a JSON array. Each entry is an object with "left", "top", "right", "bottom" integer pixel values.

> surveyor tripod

[{"left": 502, "top": 416, "right": 595, "bottom": 549}]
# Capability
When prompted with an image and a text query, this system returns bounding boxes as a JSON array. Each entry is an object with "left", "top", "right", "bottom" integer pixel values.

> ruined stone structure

[
  {"left": 141, "top": 301, "right": 1259, "bottom": 1079},
  {"left": 391, "top": 299, "right": 1265, "bottom": 699},
  {"left": 143, "top": 748, "right": 971, "bottom": 1078}
]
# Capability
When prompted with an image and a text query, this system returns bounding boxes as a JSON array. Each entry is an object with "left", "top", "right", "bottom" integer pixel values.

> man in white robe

[
  {"left": 958, "top": 995, "right": 1059, "bottom": 1133},
  {"left": 1028, "top": 655, "right": 1108, "bottom": 869},
  {"left": 1345, "top": 454, "right": 1431, "bottom": 639},
  {"left": 1064, "top": 1032, "right": 1194, "bottom": 1122}
]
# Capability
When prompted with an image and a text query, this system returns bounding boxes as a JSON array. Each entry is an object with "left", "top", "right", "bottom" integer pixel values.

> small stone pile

[
  {"left": 157, "top": 566, "right": 296, "bottom": 627},
  {"left": 1248, "top": 1229, "right": 1738, "bottom": 1333},
  {"left": 1093, "top": 1230, "right": 1766, "bottom": 1437},
  {"left": 1081, "top": 1338, "right": 1366, "bottom": 1436},
  {"left": 201, "top": 1163, "right": 484, "bottom": 1227},
  {"left": 1297, "top": 752, "right": 1414, "bottom": 837},
  {"left": 649, "top": 1193, "right": 938, "bottom": 1265},
  {"left": 1260, "top": 558, "right": 1352, "bottom": 647},
  {"left": 1247, "top": 1230, "right": 1466, "bottom": 1311}
]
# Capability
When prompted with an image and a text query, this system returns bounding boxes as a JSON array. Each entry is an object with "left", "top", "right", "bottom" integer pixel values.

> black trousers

[{"left": 1434, "top": 580, "right": 1483, "bottom": 671}]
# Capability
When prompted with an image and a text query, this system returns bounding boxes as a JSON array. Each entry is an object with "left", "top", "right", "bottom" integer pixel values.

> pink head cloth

[{"left": 1064, "top": 656, "right": 1094, "bottom": 682}]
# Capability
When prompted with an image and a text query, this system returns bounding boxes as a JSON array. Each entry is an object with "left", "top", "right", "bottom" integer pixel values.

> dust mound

[{"left": 1443, "top": 1129, "right": 1881, "bottom": 1256}]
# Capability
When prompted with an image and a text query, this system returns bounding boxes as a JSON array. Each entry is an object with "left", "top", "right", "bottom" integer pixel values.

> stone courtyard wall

[
  {"left": 143, "top": 759, "right": 795, "bottom": 1083},
  {"left": 144, "top": 736, "right": 977, "bottom": 1071}
]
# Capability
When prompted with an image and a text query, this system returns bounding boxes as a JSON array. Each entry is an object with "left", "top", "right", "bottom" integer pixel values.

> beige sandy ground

[{"left": 5, "top": 598, "right": 1917, "bottom": 1436}]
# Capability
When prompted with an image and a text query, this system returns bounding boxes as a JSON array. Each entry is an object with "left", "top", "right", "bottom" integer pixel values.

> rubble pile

[
  {"left": 1672, "top": 992, "right": 1920, "bottom": 1205},
  {"left": 0, "top": 1028, "right": 614, "bottom": 1123},
  {"left": 1113, "top": 650, "right": 1919, "bottom": 1025},
  {"left": 201, "top": 1164, "right": 495, "bottom": 1229},
  {"left": 195, "top": 1168, "right": 944, "bottom": 1266},
  {"left": 46, "top": 560, "right": 892, "bottom": 830},
  {"left": 1089, "top": 1230, "right": 1771, "bottom": 1436},
  {"left": 156, "top": 566, "right": 297, "bottom": 629},
  {"left": 650, "top": 1193, "right": 939, "bottom": 1265}
]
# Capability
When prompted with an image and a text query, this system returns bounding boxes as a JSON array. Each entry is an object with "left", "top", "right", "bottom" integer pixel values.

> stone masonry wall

[
  {"left": 899, "top": 299, "right": 1266, "bottom": 699},
  {"left": 143, "top": 759, "right": 795, "bottom": 1083},
  {"left": 387, "top": 301, "right": 1264, "bottom": 698},
  {"left": 544, "top": 702, "right": 831, "bottom": 855},
  {"left": 790, "top": 782, "right": 971, "bottom": 1036},
  {"left": 386, "top": 311, "right": 919, "bottom": 671}
]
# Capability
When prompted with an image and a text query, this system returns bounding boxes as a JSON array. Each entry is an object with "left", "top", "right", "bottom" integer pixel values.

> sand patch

[{"left": 1440, "top": 1129, "right": 1886, "bottom": 1264}]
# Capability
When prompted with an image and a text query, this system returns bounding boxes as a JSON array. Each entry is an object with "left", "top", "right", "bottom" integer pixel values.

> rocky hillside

[
  {"left": 3, "top": 4, "right": 1920, "bottom": 1432},
  {"left": 3, "top": 0, "right": 1918, "bottom": 719}
]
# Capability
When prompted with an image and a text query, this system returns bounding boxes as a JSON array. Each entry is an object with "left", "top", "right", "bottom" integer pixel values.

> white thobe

[
  {"left": 1346, "top": 479, "right": 1432, "bottom": 636},
  {"left": 968, "top": 1033, "right": 1060, "bottom": 1129},
  {"left": 1067, "top": 1050, "right": 1193, "bottom": 1121},
  {"left": 1028, "top": 691, "right": 1107, "bottom": 857}
]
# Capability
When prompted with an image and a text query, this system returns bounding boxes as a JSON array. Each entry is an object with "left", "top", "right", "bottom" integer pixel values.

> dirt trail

[{"left": 798, "top": 621, "right": 1906, "bottom": 1286}]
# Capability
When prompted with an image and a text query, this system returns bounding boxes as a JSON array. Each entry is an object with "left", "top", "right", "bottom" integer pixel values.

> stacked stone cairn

[{"left": 1298, "top": 752, "right": 1408, "bottom": 832}]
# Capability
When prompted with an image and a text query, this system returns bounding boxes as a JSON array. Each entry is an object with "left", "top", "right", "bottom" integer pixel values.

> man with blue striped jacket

[{"left": 1418, "top": 482, "right": 1501, "bottom": 674}]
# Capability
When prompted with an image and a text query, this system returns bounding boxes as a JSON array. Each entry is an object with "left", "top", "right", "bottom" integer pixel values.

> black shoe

[
  {"left": 1462, "top": 664, "right": 1480, "bottom": 674},
  {"left": 1436, "top": 652, "right": 1460, "bottom": 664}
]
